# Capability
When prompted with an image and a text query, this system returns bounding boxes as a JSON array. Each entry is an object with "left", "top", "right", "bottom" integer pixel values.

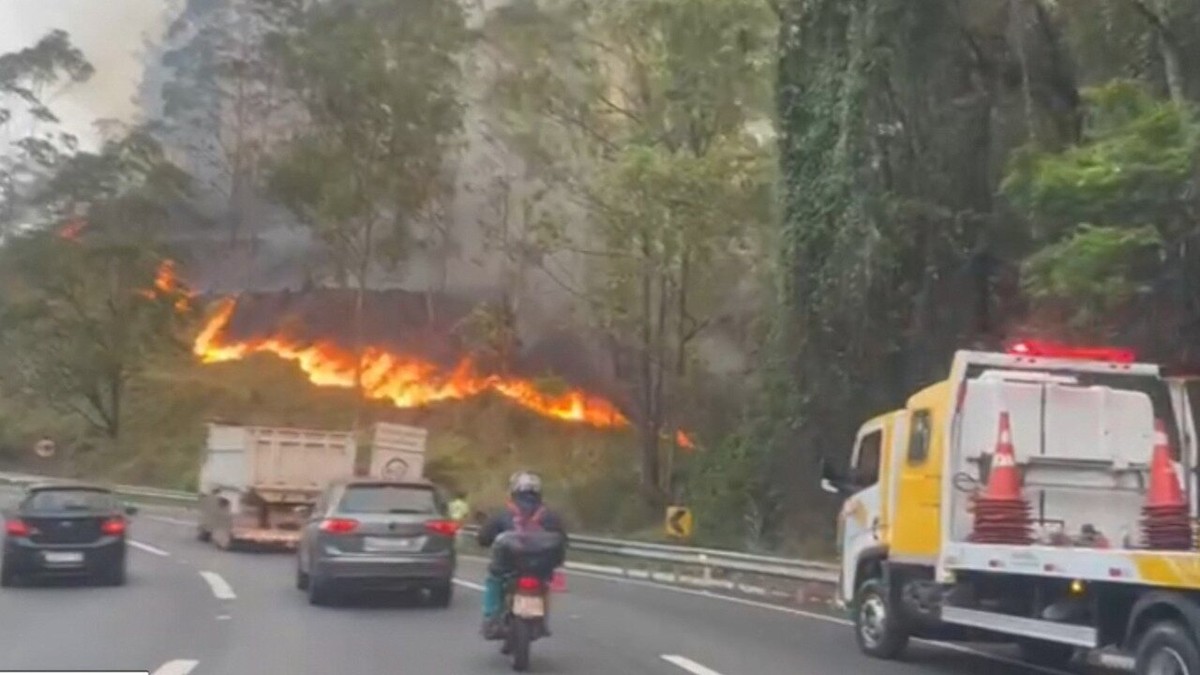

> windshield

[
  {"left": 23, "top": 488, "right": 119, "bottom": 512},
  {"left": 336, "top": 485, "right": 442, "bottom": 515}
]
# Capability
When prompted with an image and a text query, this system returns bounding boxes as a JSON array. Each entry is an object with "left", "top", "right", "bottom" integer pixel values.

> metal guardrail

[{"left": 0, "top": 472, "right": 839, "bottom": 585}]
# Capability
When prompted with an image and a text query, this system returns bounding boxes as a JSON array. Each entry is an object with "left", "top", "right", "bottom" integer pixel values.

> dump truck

[
  {"left": 821, "top": 341, "right": 1200, "bottom": 674},
  {"left": 197, "top": 423, "right": 357, "bottom": 550},
  {"left": 369, "top": 421, "right": 428, "bottom": 480}
]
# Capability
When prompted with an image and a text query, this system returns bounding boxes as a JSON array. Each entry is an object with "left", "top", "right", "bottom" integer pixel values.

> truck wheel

[
  {"left": 196, "top": 527, "right": 211, "bottom": 542},
  {"left": 854, "top": 578, "right": 909, "bottom": 659},
  {"left": 1135, "top": 621, "right": 1200, "bottom": 675},
  {"left": 1018, "top": 638, "right": 1076, "bottom": 667},
  {"left": 295, "top": 563, "right": 309, "bottom": 591}
]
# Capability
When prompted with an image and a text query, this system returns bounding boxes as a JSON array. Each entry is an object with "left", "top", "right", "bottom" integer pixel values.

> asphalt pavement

[{"left": 0, "top": 487, "right": 1085, "bottom": 675}]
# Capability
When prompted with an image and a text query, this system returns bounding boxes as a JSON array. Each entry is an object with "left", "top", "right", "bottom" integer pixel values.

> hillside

[{"left": 0, "top": 349, "right": 656, "bottom": 534}]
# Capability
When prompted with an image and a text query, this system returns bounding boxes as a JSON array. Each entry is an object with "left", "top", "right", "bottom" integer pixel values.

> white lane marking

[
  {"left": 130, "top": 540, "right": 170, "bottom": 557},
  {"left": 153, "top": 659, "right": 199, "bottom": 675},
  {"left": 453, "top": 578, "right": 485, "bottom": 591},
  {"left": 463, "top": 561, "right": 1073, "bottom": 675},
  {"left": 662, "top": 655, "right": 725, "bottom": 675},
  {"left": 198, "top": 570, "right": 237, "bottom": 600}
]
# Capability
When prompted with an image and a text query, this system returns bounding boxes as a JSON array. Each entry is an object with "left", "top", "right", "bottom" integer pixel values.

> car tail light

[
  {"left": 319, "top": 518, "right": 359, "bottom": 534},
  {"left": 4, "top": 519, "right": 31, "bottom": 537},
  {"left": 425, "top": 520, "right": 460, "bottom": 537},
  {"left": 516, "top": 576, "right": 542, "bottom": 592},
  {"left": 101, "top": 517, "right": 126, "bottom": 536}
]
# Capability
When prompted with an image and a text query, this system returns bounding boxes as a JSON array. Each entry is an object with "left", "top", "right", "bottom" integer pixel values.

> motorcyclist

[{"left": 476, "top": 471, "right": 567, "bottom": 638}]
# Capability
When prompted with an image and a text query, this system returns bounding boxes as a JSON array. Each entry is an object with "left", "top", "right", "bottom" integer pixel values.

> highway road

[{"left": 0, "top": 488, "right": 1088, "bottom": 675}]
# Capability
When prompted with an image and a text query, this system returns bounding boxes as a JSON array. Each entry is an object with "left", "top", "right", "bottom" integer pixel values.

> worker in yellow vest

[{"left": 448, "top": 491, "right": 470, "bottom": 523}]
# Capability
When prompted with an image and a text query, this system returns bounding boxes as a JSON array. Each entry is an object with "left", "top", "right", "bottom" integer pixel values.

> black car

[{"left": 2, "top": 482, "right": 138, "bottom": 587}]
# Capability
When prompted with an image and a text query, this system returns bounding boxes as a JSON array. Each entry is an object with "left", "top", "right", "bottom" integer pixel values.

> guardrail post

[{"left": 699, "top": 553, "right": 711, "bottom": 584}]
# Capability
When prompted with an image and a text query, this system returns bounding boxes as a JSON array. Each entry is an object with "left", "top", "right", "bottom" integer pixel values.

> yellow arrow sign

[{"left": 665, "top": 506, "right": 693, "bottom": 539}]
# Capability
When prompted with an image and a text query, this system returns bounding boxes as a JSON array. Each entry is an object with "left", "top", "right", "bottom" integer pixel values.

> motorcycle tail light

[{"left": 515, "top": 576, "right": 542, "bottom": 592}]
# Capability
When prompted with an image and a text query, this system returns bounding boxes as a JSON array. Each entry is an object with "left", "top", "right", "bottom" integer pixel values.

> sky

[{"left": 0, "top": 0, "right": 171, "bottom": 149}]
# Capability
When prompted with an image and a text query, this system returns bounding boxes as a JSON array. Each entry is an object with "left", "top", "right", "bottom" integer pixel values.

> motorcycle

[
  {"left": 487, "top": 530, "right": 564, "bottom": 671},
  {"left": 499, "top": 574, "right": 550, "bottom": 671}
]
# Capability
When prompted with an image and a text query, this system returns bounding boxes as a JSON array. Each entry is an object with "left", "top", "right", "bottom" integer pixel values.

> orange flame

[
  {"left": 193, "top": 299, "right": 631, "bottom": 428},
  {"left": 139, "top": 260, "right": 194, "bottom": 313}
]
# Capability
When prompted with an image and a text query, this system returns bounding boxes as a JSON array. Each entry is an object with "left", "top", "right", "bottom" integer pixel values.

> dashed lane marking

[
  {"left": 199, "top": 570, "right": 236, "bottom": 600},
  {"left": 130, "top": 540, "right": 170, "bottom": 557},
  {"left": 661, "top": 655, "right": 726, "bottom": 675},
  {"left": 152, "top": 659, "right": 199, "bottom": 675}
]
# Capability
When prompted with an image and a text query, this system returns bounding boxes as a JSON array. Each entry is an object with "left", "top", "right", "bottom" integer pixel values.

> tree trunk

[
  {"left": 638, "top": 235, "right": 661, "bottom": 493},
  {"left": 350, "top": 220, "right": 376, "bottom": 449}
]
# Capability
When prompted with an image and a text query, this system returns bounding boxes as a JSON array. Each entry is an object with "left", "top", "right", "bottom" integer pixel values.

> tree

[
  {"left": 1003, "top": 80, "right": 1200, "bottom": 352},
  {"left": 0, "top": 30, "right": 93, "bottom": 225},
  {"left": 157, "top": 0, "right": 291, "bottom": 243},
  {"left": 263, "top": 0, "right": 470, "bottom": 429},
  {"left": 0, "top": 130, "right": 192, "bottom": 440},
  {"left": 483, "top": 0, "right": 776, "bottom": 496}
]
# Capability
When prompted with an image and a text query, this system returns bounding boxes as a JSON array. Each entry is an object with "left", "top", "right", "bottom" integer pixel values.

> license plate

[
  {"left": 512, "top": 594, "right": 545, "bottom": 618},
  {"left": 363, "top": 536, "right": 419, "bottom": 552},
  {"left": 43, "top": 551, "right": 83, "bottom": 564}
]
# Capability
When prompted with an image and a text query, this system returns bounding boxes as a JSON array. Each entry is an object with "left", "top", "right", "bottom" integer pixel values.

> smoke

[{"left": 0, "top": 0, "right": 172, "bottom": 149}]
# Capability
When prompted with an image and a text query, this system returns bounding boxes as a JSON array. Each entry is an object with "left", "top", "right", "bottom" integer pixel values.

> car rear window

[
  {"left": 23, "top": 488, "right": 119, "bottom": 512},
  {"left": 337, "top": 484, "right": 441, "bottom": 514}
]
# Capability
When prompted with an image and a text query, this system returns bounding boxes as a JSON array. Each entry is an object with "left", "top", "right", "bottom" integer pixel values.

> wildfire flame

[
  {"left": 139, "top": 260, "right": 194, "bottom": 313},
  {"left": 194, "top": 299, "right": 637, "bottom": 429}
]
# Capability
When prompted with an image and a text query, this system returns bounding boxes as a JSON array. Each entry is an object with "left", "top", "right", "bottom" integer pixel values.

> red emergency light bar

[{"left": 1005, "top": 339, "right": 1136, "bottom": 364}]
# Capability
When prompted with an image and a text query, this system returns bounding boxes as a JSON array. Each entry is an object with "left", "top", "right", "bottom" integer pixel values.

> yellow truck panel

[{"left": 889, "top": 380, "right": 951, "bottom": 562}]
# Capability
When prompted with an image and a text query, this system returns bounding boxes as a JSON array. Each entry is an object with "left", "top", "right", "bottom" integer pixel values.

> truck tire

[
  {"left": 196, "top": 526, "right": 211, "bottom": 542},
  {"left": 854, "top": 578, "right": 909, "bottom": 659},
  {"left": 295, "top": 562, "right": 309, "bottom": 591},
  {"left": 1135, "top": 621, "right": 1200, "bottom": 675},
  {"left": 1018, "top": 638, "right": 1076, "bottom": 668}
]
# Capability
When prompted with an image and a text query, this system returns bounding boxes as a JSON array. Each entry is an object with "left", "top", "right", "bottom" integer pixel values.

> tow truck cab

[{"left": 822, "top": 342, "right": 1200, "bottom": 673}]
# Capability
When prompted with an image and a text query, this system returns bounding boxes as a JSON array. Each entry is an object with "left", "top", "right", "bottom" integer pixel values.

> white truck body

[
  {"left": 369, "top": 422, "right": 428, "bottom": 480},
  {"left": 197, "top": 423, "right": 357, "bottom": 549},
  {"left": 199, "top": 423, "right": 357, "bottom": 493}
]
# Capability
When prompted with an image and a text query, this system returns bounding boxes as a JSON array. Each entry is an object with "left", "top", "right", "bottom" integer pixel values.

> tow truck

[{"left": 821, "top": 341, "right": 1200, "bottom": 674}]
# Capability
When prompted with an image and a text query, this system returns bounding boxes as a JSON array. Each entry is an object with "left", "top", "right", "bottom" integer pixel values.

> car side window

[
  {"left": 853, "top": 430, "right": 883, "bottom": 485},
  {"left": 907, "top": 409, "right": 932, "bottom": 465}
]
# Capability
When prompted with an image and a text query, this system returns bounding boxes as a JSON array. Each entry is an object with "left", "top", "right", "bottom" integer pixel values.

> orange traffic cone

[
  {"left": 970, "top": 411, "right": 1034, "bottom": 545},
  {"left": 550, "top": 569, "right": 567, "bottom": 593},
  {"left": 1141, "top": 419, "right": 1192, "bottom": 550}
]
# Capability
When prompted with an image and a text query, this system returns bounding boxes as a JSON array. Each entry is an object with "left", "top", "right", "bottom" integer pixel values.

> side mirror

[
  {"left": 818, "top": 456, "right": 853, "bottom": 497},
  {"left": 293, "top": 505, "right": 312, "bottom": 516},
  {"left": 125, "top": 505, "right": 139, "bottom": 517}
]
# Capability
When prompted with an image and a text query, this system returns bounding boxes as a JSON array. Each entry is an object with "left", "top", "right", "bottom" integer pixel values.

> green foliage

[
  {"left": 264, "top": 0, "right": 469, "bottom": 280},
  {"left": 486, "top": 0, "right": 777, "bottom": 493},
  {"left": 1022, "top": 224, "right": 1162, "bottom": 329},
  {"left": 0, "top": 131, "right": 192, "bottom": 440},
  {"left": 0, "top": 30, "right": 93, "bottom": 221},
  {"left": 1004, "top": 80, "right": 1199, "bottom": 335},
  {"left": 1003, "top": 81, "right": 1199, "bottom": 238}
]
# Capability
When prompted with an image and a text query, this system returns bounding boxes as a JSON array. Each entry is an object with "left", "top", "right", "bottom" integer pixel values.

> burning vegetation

[{"left": 193, "top": 297, "right": 641, "bottom": 430}]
